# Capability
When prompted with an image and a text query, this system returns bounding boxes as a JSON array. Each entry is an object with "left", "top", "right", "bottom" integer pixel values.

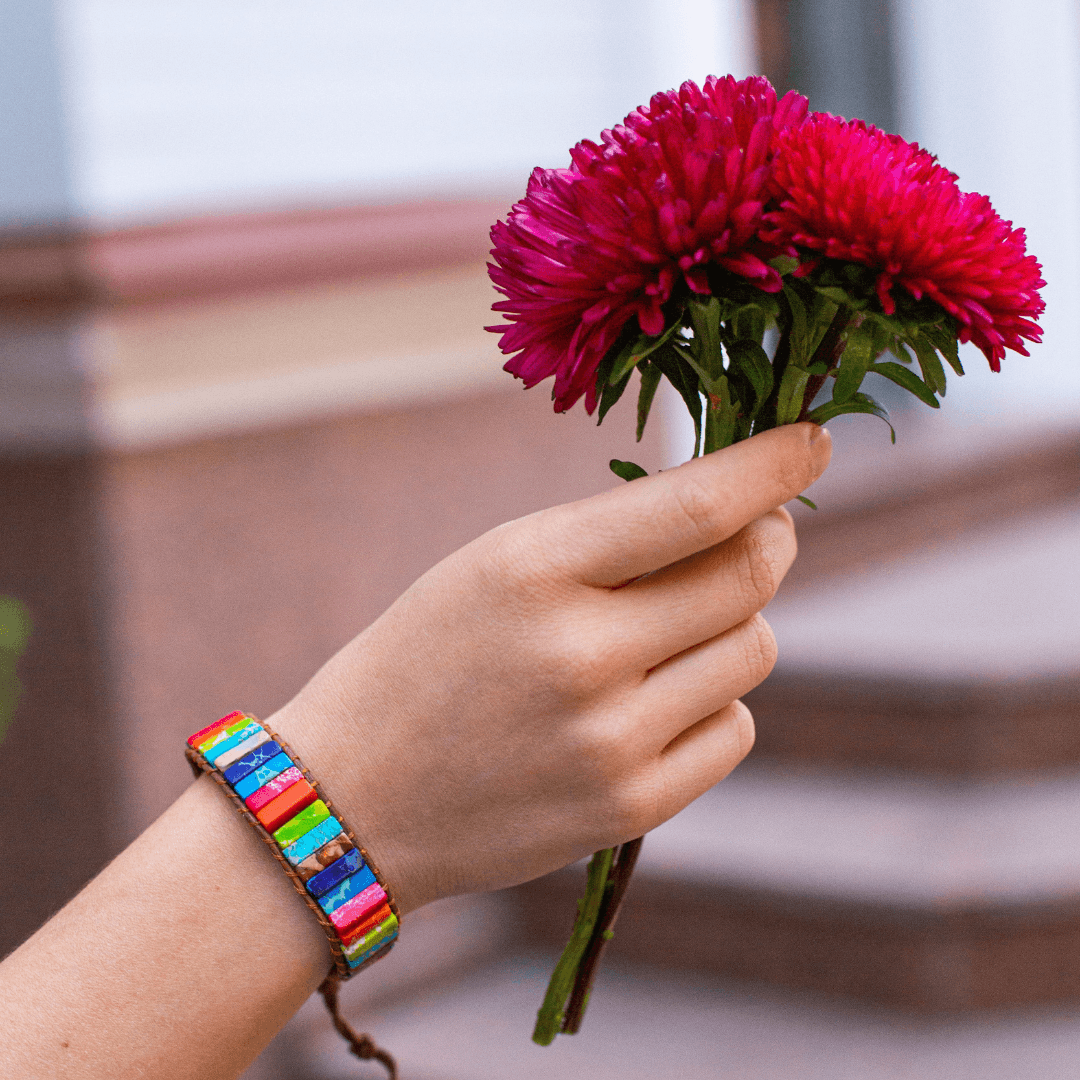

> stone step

[
  {"left": 748, "top": 497, "right": 1080, "bottom": 775},
  {"left": 512, "top": 765, "right": 1080, "bottom": 1012},
  {"left": 250, "top": 954, "right": 1080, "bottom": 1080}
]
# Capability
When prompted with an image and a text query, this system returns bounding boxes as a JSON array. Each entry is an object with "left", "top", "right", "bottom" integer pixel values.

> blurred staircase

[{"left": 248, "top": 414, "right": 1080, "bottom": 1078}]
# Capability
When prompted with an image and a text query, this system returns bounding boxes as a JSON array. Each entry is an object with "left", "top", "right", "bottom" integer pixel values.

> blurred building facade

[{"left": 1, "top": 3, "right": 1079, "bottom": 1078}]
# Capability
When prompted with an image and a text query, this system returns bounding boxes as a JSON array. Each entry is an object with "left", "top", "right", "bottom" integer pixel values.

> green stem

[
  {"left": 532, "top": 846, "right": 616, "bottom": 1045},
  {"left": 797, "top": 304, "right": 851, "bottom": 422},
  {"left": 756, "top": 322, "right": 792, "bottom": 433}
]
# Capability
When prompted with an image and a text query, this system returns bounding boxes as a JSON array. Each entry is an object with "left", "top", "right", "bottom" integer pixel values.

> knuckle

[
  {"left": 667, "top": 474, "right": 723, "bottom": 543},
  {"left": 734, "top": 525, "right": 787, "bottom": 609},
  {"left": 541, "top": 625, "right": 617, "bottom": 702},
  {"left": 608, "top": 772, "right": 660, "bottom": 837}
]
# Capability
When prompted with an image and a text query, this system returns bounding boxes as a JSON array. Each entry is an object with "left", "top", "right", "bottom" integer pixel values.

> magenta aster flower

[
  {"left": 487, "top": 75, "right": 810, "bottom": 412},
  {"left": 762, "top": 114, "right": 1045, "bottom": 370}
]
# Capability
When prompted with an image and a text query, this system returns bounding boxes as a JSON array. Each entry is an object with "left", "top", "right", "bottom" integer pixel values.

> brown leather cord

[
  {"left": 320, "top": 972, "right": 399, "bottom": 1079},
  {"left": 186, "top": 716, "right": 400, "bottom": 1073}
]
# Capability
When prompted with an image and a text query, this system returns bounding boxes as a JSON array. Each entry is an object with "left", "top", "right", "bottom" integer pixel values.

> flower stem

[
  {"left": 560, "top": 836, "right": 643, "bottom": 1033},
  {"left": 532, "top": 846, "right": 616, "bottom": 1045}
]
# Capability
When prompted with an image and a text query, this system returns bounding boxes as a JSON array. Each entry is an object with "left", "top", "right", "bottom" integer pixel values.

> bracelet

[{"left": 185, "top": 712, "right": 400, "bottom": 980}]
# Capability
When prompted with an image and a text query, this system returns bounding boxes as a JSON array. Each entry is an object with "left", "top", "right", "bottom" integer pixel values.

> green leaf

[
  {"left": 784, "top": 285, "right": 810, "bottom": 362},
  {"left": 676, "top": 342, "right": 722, "bottom": 395},
  {"left": 0, "top": 596, "right": 30, "bottom": 655},
  {"left": 596, "top": 366, "right": 633, "bottom": 425},
  {"left": 636, "top": 361, "right": 662, "bottom": 441},
  {"left": 608, "top": 321, "right": 683, "bottom": 386},
  {"left": 703, "top": 375, "right": 739, "bottom": 454},
  {"left": 726, "top": 339, "right": 774, "bottom": 416},
  {"left": 795, "top": 494, "right": 818, "bottom": 509},
  {"left": 814, "top": 285, "right": 853, "bottom": 306},
  {"left": 769, "top": 254, "right": 799, "bottom": 276},
  {"left": 868, "top": 361, "right": 940, "bottom": 408},
  {"left": 923, "top": 322, "right": 964, "bottom": 375},
  {"left": 908, "top": 334, "right": 947, "bottom": 396},
  {"left": 609, "top": 458, "right": 648, "bottom": 482},
  {"left": 832, "top": 323, "right": 875, "bottom": 403},
  {"left": 652, "top": 345, "right": 703, "bottom": 454},
  {"left": 775, "top": 364, "right": 812, "bottom": 426},
  {"left": 808, "top": 392, "right": 896, "bottom": 442}
]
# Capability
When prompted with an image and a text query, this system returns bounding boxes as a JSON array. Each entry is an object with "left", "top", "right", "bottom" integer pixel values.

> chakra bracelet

[{"left": 185, "top": 712, "right": 400, "bottom": 979}]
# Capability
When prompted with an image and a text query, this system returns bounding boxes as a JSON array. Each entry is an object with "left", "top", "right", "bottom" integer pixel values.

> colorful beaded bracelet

[{"left": 185, "top": 712, "right": 400, "bottom": 980}]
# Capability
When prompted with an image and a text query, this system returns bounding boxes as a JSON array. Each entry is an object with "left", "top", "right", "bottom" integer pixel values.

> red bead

[{"left": 187, "top": 711, "right": 244, "bottom": 748}]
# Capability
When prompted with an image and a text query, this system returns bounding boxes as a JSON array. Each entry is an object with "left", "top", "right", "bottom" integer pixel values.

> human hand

[{"left": 276, "top": 422, "right": 831, "bottom": 913}]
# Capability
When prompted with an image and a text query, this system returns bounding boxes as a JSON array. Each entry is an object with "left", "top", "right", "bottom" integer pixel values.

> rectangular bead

[
  {"left": 195, "top": 714, "right": 252, "bottom": 754},
  {"left": 281, "top": 818, "right": 342, "bottom": 865},
  {"left": 272, "top": 799, "right": 330, "bottom": 848},
  {"left": 340, "top": 902, "right": 392, "bottom": 946},
  {"left": 244, "top": 766, "right": 304, "bottom": 812},
  {"left": 231, "top": 752, "right": 293, "bottom": 798},
  {"left": 346, "top": 932, "right": 398, "bottom": 969},
  {"left": 319, "top": 866, "right": 377, "bottom": 914},
  {"left": 204, "top": 721, "right": 264, "bottom": 766},
  {"left": 306, "top": 849, "right": 364, "bottom": 899},
  {"left": 187, "top": 711, "right": 244, "bottom": 747},
  {"left": 343, "top": 913, "right": 398, "bottom": 962},
  {"left": 223, "top": 741, "right": 283, "bottom": 786},
  {"left": 294, "top": 833, "right": 356, "bottom": 882},
  {"left": 255, "top": 778, "right": 317, "bottom": 833},
  {"left": 328, "top": 882, "right": 387, "bottom": 935},
  {"left": 213, "top": 728, "right": 270, "bottom": 770}
]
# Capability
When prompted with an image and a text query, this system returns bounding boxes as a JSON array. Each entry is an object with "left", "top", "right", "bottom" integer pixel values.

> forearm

[{"left": 0, "top": 771, "right": 330, "bottom": 1080}]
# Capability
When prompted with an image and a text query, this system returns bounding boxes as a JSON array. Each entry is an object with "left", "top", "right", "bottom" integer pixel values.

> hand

[{"left": 277, "top": 422, "right": 831, "bottom": 912}]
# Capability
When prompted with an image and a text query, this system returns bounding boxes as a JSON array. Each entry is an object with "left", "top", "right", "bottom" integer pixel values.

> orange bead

[{"left": 254, "top": 778, "right": 317, "bottom": 833}]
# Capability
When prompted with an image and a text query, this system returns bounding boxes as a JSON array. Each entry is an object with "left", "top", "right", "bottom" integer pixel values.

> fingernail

[{"left": 806, "top": 423, "right": 832, "bottom": 475}]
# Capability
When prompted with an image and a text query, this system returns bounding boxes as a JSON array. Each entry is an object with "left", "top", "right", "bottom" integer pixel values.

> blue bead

[
  {"left": 281, "top": 817, "right": 342, "bottom": 865},
  {"left": 346, "top": 932, "right": 398, "bottom": 968},
  {"left": 318, "top": 865, "right": 377, "bottom": 914},
  {"left": 231, "top": 753, "right": 293, "bottom": 798},
  {"left": 306, "top": 849, "right": 363, "bottom": 899},
  {"left": 222, "top": 741, "right": 282, "bottom": 785}
]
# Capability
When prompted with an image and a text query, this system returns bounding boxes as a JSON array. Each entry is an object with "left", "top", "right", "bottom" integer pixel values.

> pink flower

[
  {"left": 487, "top": 76, "right": 809, "bottom": 412},
  {"left": 762, "top": 114, "right": 1045, "bottom": 370}
]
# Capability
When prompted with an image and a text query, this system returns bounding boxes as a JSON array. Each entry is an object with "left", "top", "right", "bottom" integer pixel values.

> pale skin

[{"left": 0, "top": 423, "right": 831, "bottom": 1080}]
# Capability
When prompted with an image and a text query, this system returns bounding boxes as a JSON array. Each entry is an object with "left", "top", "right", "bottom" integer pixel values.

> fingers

[
  {"left": 530, "top": 423, "right": 829, "bottom": 587},
  {"left": 615, "top": 508, "right": 796, "bottom": 668},
  {"left": 633, "top": 613, "right": 777, "bottom": 748},
  {"left": 653, "top": 699, "right": 756, "bottom": 819}
]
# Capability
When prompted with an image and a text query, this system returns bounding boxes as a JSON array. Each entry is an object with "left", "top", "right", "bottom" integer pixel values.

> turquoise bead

[
  {"left": 233, "top": 753, "right": 293, "bottom": 799},
  {"left": 281, "top": 817, "right": 342, "bottom": 865},
  {"left": 204, "top": 721, "right": 263, "bottom": 766}
]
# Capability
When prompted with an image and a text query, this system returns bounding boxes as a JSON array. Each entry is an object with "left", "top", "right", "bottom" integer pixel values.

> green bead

[{"left": 271, "top": 799, "right": 330, "bottom": 847}]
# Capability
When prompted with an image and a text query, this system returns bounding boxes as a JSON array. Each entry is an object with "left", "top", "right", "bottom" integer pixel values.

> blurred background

[{"left": 1, "top": 1, "right": 1079, "bottom": 1077}]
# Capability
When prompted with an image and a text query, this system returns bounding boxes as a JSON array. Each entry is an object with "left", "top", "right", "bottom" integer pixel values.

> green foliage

[
  {"left": 0, "top": 596, "right": 31, "bottom": 746},
  {"left": 589, "top": 255, "right": 966, "bottom": 463},
  {"left": 608, "top": 458, "right": 648, "bottom": 481},
  {"left": 635, "top": 361, "right": 662, "bottom": 441}
]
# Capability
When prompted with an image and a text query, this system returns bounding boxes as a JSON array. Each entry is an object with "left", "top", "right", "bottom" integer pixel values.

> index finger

[{"left": 535, "top": 423, "right": 831, "bottom": 586}]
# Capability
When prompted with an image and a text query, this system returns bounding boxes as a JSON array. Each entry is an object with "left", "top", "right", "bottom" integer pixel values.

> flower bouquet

[{"left": 486, "top": 75, "right": 1044, "bottom": 1044}]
